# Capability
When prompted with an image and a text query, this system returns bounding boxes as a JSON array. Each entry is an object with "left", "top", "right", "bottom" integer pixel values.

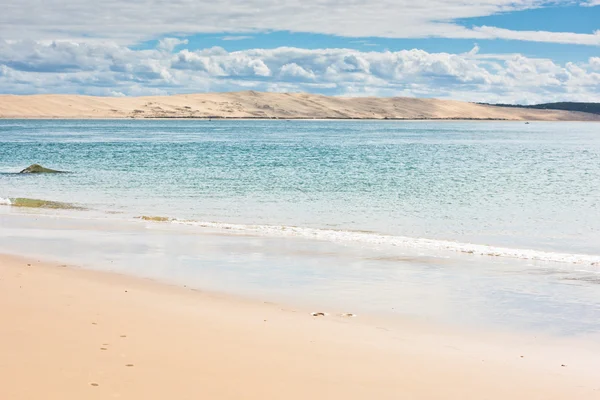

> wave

[
  {"left": 2, "top": 199, "right": 598, "bottom": 267},
  {"left": 166, "top": 219, "right": 600, "bottom": 267}
]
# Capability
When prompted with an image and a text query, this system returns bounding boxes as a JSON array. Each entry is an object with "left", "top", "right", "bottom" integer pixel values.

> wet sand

[{"left": 2, "top": 253, "right": 600, "bottom": 399}]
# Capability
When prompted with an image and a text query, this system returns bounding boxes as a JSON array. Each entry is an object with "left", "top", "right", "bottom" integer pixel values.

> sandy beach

[
  {"left": 1, "top": 91, "right": 599, "bottom": 121},
  {"left": 1, "top": 253, "right": 598, "bottom": 400},
  {"left": 3, "top": 0, "right": 600, "bottom": 397}
]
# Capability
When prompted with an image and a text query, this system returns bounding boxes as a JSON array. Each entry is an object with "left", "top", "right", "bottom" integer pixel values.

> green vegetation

[
  {"left": 136, "top": 215, "right": 172, "bottom": 222},
  {"left": 481, "top": 102, "right": 600, "bottom": 115},
  {"left": 10, "top": 198, "right": 82, "bottom": 210}
]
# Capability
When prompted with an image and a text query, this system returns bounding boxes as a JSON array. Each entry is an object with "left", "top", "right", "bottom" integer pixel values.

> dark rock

[{"left": 19, "top": 164, "right": 64, "bottom": 173}]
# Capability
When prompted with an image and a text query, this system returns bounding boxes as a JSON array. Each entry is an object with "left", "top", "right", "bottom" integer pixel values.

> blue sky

[
  {"left": 1, "top": 0, "right": 599, "bottom": 103},
  {"left": 135, "top": 4, "right": 600, "bottom": 62},
  {"left": 139, "top": 31, "right": 597, "bottom": 64}
]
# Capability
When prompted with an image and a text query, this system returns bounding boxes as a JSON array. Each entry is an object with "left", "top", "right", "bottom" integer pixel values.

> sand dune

[{"left": 1, "top": 91, "right": 598, "bottom": 121}]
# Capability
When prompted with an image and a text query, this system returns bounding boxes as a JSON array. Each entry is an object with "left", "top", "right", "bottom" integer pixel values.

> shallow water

[
  {"left": 1, "top": 119, "right": 599, "bottom": 256},
  {"left": 1, "top": 119, "right": 599, "bottom": 334},
  {"left": 1, "top": 211, "right": 599, "bottom": 336}
]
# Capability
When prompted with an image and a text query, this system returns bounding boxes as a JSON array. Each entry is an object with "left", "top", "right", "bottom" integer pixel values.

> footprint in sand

[
  {"left": 125, "top": 364, "right": 134, "bottom": 367},
  {"left": 90, "top": 383, "right": 99, "bottom": 387}
]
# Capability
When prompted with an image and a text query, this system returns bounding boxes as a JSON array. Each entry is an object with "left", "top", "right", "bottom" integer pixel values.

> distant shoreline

[
  {"left": 2, "top": 91, "right": 599, "bottom": 121},
  {"left": 1, "top": 116, "right": 516, "bottom": 121},
  {"left": 2, "top": 116, "right": 599, "bottom": 122}
]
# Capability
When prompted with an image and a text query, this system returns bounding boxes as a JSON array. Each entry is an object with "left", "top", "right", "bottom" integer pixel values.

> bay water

[{"left": 1, "top": 119, "right": 599, "bottom": 334}]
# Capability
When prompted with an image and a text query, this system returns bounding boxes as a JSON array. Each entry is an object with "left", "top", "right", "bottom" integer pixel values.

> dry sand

[
  {"left": 1, "top": 91, "right": 599, "bottom": 121},
  {"left": 1, "top": 253, "right": 599, "bottom": 399}
]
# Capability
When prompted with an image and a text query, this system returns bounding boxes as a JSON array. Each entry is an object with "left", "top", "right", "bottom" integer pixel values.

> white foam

[
  {"left": 171, "top": 219, "right": 600, "bottom": 267},
  {"left": 0, "top": 197, "right": 12, "bottom": 205}
]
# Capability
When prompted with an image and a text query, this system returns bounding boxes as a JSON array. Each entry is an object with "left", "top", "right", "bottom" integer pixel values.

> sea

[{"left": 1, "top": 119, "right": 599, "bottom": 335}]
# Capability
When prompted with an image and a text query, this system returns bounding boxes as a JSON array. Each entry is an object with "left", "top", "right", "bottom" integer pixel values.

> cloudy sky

[{"left": 1, "top": 0, "right": 599, "bottom": 103}]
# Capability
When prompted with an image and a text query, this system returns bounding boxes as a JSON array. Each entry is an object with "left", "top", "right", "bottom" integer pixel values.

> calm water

[
  {"left": 1, "top": 119, "right": 600, "bottom": 334},
  {"left": 1, "top": 119, "right": 599, "bottom": 254}
]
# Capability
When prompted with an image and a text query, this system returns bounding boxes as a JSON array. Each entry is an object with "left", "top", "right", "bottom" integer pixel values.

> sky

[{"left": 1, "top": 0, "right": 599, "bottom": 103}]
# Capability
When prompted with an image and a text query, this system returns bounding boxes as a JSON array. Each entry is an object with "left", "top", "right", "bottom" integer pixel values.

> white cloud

[
  {"left": 1, "top": 39, "right": 599, "bottom": 104},
  {"left": 279, "top": 63, "right": 316, "bottom": 80},
  {"left": 472, "top": 26, "right": 600, "bottom": 45},
  {"left": 466, "top": 44, "right": 480, "bottom": 56},
  {"left": 350, "top": 40, "right": 380, "bottom": 47},
  {"left": 157, "top": 38, "right": 189, "bottom": 52},
  {"left": 221, "top": 36, "right": 254, "bottom": 41},
  {"left": 172, "top": 48, "right": 272, "bottom": 77},
  {"left": 0, "top": 0, "right": 597, "bottom": 47}
]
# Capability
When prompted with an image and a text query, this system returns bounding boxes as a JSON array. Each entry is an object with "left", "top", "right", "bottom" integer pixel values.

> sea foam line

[
  {"left": 0, "top": 197, "right": 12, "bottom": 205},
  {"left": 170, "top": 219, "right": 600, "bottom": 267}
]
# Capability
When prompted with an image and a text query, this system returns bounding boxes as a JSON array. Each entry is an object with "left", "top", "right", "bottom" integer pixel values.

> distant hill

[
  {"left": 1, "top": 92, "right": 600, "bottom": 121},
  {"left": 482, "top": 102, "right": 600, "bottom": 116}
]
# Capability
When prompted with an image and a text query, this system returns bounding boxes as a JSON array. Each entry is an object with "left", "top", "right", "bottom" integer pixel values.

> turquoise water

[
  {"left": 1, "top": 119, "right": 599, "bottom": 256},
  {"left": 1, "top": 119, "right": 600, "bottom": 334}
]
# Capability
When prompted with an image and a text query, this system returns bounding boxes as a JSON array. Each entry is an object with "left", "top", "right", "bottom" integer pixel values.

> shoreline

[
  {"left": 2, "top": 116, "right": 600, "bottom": 122},
  {"left": 2, "top": 252, "right": 600, "bottom": 399},
  {"left": 1, "top": 205, "right": 599, "bottom": 267},
  {"left": 1, "top": 209, "right": 600, "bottom": 332}
]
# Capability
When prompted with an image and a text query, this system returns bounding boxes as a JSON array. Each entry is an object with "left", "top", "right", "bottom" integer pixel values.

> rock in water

[{"left": 19, "top": 164, "right": 63, "bottom": 173}]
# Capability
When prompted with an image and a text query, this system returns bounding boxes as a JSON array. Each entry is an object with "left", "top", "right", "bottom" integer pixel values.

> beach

[
  {"left": 4, "top": 0, "right": 600, "bottom": 395},
  {"left": 2, "top": 118, "right": 600, "bottom": 398},
  {"left": 2, "top": 253, "right": 599, "bottom": 400}
]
